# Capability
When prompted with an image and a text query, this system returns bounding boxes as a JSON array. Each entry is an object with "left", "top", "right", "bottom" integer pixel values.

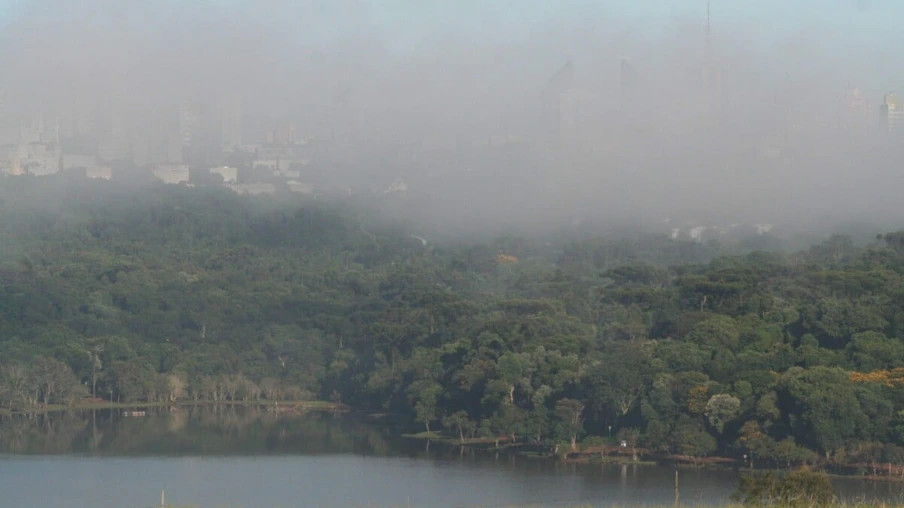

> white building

[
  {"left": 209, "top": 165, "right": 238, "bottom": 183},
  {"left": 881, "top": 93, "right": 904, "bottom": 134},
  {"left": 227, "top": 182, "right": 276, "bottom": 195},
  {"left": 287, "top": 181, "right": 314, "bottom": 194},
  {"left": 151, "top": 164, "right": 190, "bottom": 184},
  {"left": 87, "top": 166, "right": 113, "bottom": 180},
  {"left": 0, "top": 145, "right": 22, "bottom": 175},
  {"left": 20, "top": 143, "right": 61, "bottom": 176}
]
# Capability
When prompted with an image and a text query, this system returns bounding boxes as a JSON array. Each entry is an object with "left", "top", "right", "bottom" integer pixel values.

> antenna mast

[{"left": 705, "top": 1, "right": 712, "bottom": 56}]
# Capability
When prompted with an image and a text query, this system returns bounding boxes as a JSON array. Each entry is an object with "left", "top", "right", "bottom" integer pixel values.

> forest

[{"left": 3, "top": 173, "right": 904, "bottom": 469}]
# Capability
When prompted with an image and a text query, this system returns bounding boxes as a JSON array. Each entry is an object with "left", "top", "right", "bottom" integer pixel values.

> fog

[{"left": 1, "top": 0, "right": 903, "bottom": 238}]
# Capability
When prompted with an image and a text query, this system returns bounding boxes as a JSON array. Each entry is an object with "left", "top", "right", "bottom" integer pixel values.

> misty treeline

[{"left": 4, "top": 176, "right": 904, "bottom": 468}]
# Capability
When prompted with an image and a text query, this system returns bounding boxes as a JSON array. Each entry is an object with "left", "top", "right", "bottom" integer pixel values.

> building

[
  {"left": 541, "top": 60, "right": 576, "bottom": 143},
  {"left": 227, "top": 182, "right": 276, "bottom": 195},
  {"left": 698, "top": 2, "right": 723, "bottom": 113},
  {"left": 62, "top": 153, "right": 98, "bottom": 172},
  {"left": 219, "top": 94, "right": 242, "bottom": 152},
  {"left": 266, "top": 122, "right": 297, "bottom": 146},
  {"left": 287, "top": 181, "right": 314, "bottom": 194},
  {"left": 0, "top": 86, "right": 17, "bottom": 165},
  {"left": 209, "top": 165, "right": 238, "bottom": 184},
  {"left": 841, "top": 88, "right": 871, "bottom": 130},
  {"left": 620, "top": 58, "right": 637, "bottom": 99},
  {"left": 19, "top": 143, "right": 61, "bottom": 176},
  {"left": 0, "top": 145, "right": 21, "bottom": 175},
  {"left": 558, "top": 88, "right": 599, "bottom": 150},
  {"left": 97, "top": 134, "right": 131, "bottom": 163},
  {"left": 880, "top": 93, "right": 904, "bottom": 134},
  {"left": 179, "top": 100, "right": 201, "bottom": 149},
  {"left": 151, "top": 164, "right": 190, "bottom": 184},
  {"left": 72, "top": 98, "right": 99, "bottom": 139},
  {"left": 86, "top": 166, "right": 113, "bottom": 180}
]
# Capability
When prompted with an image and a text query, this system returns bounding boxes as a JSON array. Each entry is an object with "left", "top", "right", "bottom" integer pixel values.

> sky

[
  {"left": 1, "top": 0, "right": 904, "bottom": 233},
  {"left": 0, "top": 0, "right": 897, "bottom": 50},
  {"left": 2, "top": 0, "right": 898, "bottom": 91}
]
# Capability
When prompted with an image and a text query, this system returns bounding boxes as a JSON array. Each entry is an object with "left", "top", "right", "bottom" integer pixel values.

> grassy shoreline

[{"left": 6, "top": 403, "right": 904, "bottom": 486}]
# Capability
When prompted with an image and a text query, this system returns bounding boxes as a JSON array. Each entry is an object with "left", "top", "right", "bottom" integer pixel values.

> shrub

[{"left": 731, "top": 469, "right": 834, "bottom": 507}]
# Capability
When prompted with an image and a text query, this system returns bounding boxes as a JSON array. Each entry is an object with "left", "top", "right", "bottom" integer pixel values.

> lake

[{"left": 0, "top": 407, "right": 901, "bottom": 508}]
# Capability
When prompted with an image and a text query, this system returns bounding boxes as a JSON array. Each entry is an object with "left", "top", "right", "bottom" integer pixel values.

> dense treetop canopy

[{"left": 3, "top": 174, "right": 904, "bottom": 467}]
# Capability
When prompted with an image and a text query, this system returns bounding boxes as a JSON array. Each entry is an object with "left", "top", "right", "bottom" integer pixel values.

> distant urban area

[{"left": 0, "top": 5, "right": 901, "bottom": 234}]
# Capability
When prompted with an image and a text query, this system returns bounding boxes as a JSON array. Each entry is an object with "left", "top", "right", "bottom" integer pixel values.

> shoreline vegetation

[
  {"left": 7, "top": 178, "right": 904, "bottom": 483},
  {"left": 398, "top": 430, "right": 904, "bottom": 479}
]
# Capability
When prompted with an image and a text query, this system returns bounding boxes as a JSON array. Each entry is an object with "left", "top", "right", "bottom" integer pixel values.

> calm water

[{"left": 0, "top": 407, "right": 901, "bottom": 508}]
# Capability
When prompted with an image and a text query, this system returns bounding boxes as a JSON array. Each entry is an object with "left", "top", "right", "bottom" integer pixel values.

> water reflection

[
  {"left": 1, "top": 409, "right": 904, "bottom": 508},
  {"left": 0, "top": 407, "right": 402, "bottom": 457}
]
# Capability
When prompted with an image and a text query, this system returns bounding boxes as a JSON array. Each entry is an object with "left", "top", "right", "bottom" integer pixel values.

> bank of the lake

[
  {"left": 11, "top": 401, "right": 900, "bottom": 485},
  {"left": 3, "top": 408, "right": 904, "bottom": 508}
]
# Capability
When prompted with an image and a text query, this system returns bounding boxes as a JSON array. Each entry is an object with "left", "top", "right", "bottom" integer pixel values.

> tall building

[
  {"left": 545, "top": 60, "right": 575, "bottom": 97},
  {"left": 701, "top": 2, "right": 722, "bottom": 102},
  {"left": 266, "top": 122, "right": 296, "bottom": 146},
  {"left": 0, "top": 85, "right": 18, "bottom": 146},
  {"left": 73, "top": 98, "right": 98, "bottom": 140},
  {"left": 620, "top": 58, "right": 637, "bottom": 99},
  {"left": 558, "top": 87, "right": 601, "bottom": 155},
  {"left": 179, "top": 100, "right": 201, "bottom": 149},
  {"left": 219, "top": 94, "right": 243, "bottom": 152},
  {"left": 138, "top": 106, "right": 183, "bottom": 165},
  {"left": 880, "top": 93, "right": 904, "bottom": 134},
  {"left": 541, "top": 60, "right": 576, "bottom": 143},
  {"left": 839, "top": 87, "right": 871, "bottom": 136}
]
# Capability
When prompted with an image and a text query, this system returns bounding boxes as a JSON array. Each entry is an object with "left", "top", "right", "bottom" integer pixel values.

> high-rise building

[
  {"left": 97, "top": 134, "right": 131, "bottom": 163},
  {"left": 179, "top": 100, "right": 201, "bottom": 149},
  {"left": 266, "top": 122, "right": 297, "bottom": 146},
  {"left": 0, "top": 85, "right": 19, "bottom": 146},
  {"left": 701, "top": 1, "right": 722, "bottom": 103},
  {"left": 219, "top": 94, "right": 242, "bottom": 152},
  {"left": 838, "top": 87, "right": 871, "bottom": 136},
  {"left": 880, "top": 93, "right": 904, "bottom": 134},
  {"left": 138, "top": 106, "right": 183, "bottom": 165},
  {"left": 541, "top": 60, "right": 576, "bottom": 143},
  {"left": 620, "top": 58, "right": 637, "bottom": 99},
  {"left": 73, "top": 98, "right": 98, "bottom": 140}
]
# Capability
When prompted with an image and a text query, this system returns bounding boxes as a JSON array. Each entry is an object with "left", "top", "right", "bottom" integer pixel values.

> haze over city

[
  {"left": 9, "top": 5, "right": 904, "bottom": 508},
  {"left": 1, "top": 0, "right": 903, "bottom": 235}
]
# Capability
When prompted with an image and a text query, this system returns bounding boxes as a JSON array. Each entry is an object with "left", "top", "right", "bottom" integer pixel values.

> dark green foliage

[
  {"left": 732, "top": 470, "right": 834, "bottom": 506},
  {"left": 5, "top": 177, "right": 904, "bottom": 468}
]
